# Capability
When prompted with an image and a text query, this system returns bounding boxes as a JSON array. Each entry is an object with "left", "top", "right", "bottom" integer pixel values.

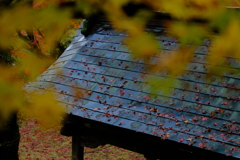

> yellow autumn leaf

[
  {"left": 209, "top": 18, "right": 240, "bottom": 66},
  {"left": 125, "top": 32, "right": 159, "bottom": 58},
  {"left": 152, "top": 47, "right": 194, "bottom": 76},
  {"left": 0, "top": 66, "right": 24, "bottom": 127},
  {"left": 169, "top": 22, "right": 207, "bottom": 45},
  {"left": 18, "top": 52, "right": 54, "bottom": 82},
  {"left": 21, "top": 91, "right": 67, "bottom": 128}
]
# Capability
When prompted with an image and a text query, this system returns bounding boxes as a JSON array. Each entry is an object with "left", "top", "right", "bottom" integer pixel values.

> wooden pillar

[
  {"left": 72, "top": 135, "right": 84, "bottom": 160},
  {"left": 144, "top": 156, "right": 157, "bottom": 160}
]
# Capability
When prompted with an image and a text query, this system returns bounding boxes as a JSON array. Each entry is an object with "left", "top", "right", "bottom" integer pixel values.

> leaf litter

[{"left": 19, "top": 118, "right": 144, "bottom": 160}]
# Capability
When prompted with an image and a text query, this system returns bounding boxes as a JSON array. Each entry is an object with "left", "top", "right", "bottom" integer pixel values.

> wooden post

[
  {"left": 72, "top": 135, "right": 84, "bottom": 160},
  {"left": 144, "top": 155, "right": 158, "bottom": 160}
]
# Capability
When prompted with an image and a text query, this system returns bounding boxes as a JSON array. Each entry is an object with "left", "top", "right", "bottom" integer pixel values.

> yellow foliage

[
  {"left": 0, "top": 3, "right": 72, "bottom": 126},
  {"left": 35, "top": 7, "right": 71, "bottom": 50},
  {"left": 18, "top": 53, "right": 54, "bottom": 81},
  {"left": 169, "top": 22, "right": 207, "bottom": 45},
  {"left": 149, "top": 77, "right": 175, "bottom": 95},
  {"left": 102, "top": 1, "right": 158, "bottom": 59},
  {"left": 125, "top": 33, "right": 159, "bottom": 58},
  {"left": 208, "top": 18, "right": 240, "bottom": 69},
  {"left": 20, "top": 91, "right": 67, "bottom": 127},
  {"left": 0, "top": 5, "right": 71, "bottom": 50},
  {"left": 1, "top": 0, "right": 240, "bottom": 126},
  {"left": 154, "top": 0, "right": 227, "bottom": 19},
  {"left": 76, "top": 0, "right": 105, "bottom": 16},
  {"left": 151, "top": 47, "right": 194, "bottom": 76},
  {"left": 0, "top": 67, "right": 24, "bottom": 126}
]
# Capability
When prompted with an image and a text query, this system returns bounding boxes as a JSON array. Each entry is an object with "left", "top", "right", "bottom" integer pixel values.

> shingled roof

[{"left": 25, "top": 15, "right": 240, "bottom": 159}]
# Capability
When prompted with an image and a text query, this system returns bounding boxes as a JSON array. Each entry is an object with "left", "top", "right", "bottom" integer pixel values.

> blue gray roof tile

[{"left": 25, "top": 19, "right": 240, "bottom": 158}]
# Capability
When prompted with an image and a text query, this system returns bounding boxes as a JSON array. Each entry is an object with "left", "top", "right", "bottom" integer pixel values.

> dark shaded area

[
  {"left": 0, "top": 113, "right": 20, "bottom": 160},
  {"left": 0, "top": 48, "right": 15, "bottom": 65},
  {"left": 122, "top": 2, "right": 153, "bottom": 17},
  {"left": 80, "top": 14, "right": 102, "bottom": 37},
  {"left": 0, "top": 0, "right": 15, "bottom": 7}
]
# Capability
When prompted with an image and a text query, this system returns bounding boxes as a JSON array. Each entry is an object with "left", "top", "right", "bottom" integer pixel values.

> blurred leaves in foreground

[
  {"left": 0, "top": 1, "right": 80, "bottom": 126},
  {"left": 1, "top": 0, "right": 240, "bottom": 126},
  {"left": 20, "top": 91, "right": 66, "bottom": 128}
]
